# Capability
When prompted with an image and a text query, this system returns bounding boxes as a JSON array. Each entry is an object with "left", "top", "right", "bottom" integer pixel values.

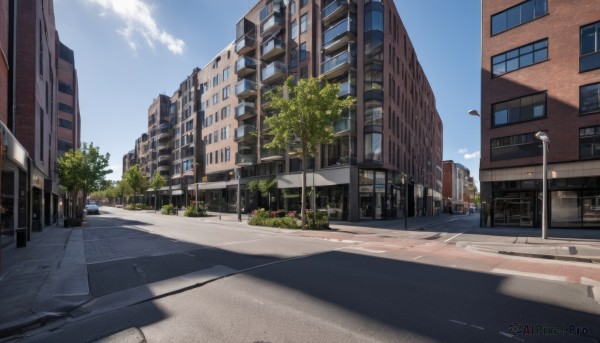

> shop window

[
  {"left": 580, "top": 125, "right": 600, "bottom": 159},
  {"left": 580, "top": 82, "right": 600, "bottom": 114}
]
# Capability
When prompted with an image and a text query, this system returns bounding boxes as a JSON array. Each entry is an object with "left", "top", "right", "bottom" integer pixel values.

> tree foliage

[
  {"left": 57, "top": 142, "right": 112, "bottom": 217},
  {"left": 263, "top": 76, "right": 355, "bottom": 228},
  {"left": 123, "top": 164, "right": 148, "bottom": 200},
  {"left": 149, "top": 172, "right": 167, "bottom": 210}
]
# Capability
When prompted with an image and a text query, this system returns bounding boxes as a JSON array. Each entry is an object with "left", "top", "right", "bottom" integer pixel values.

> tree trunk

[{"left": 301, "top": 150, "right": 307, "bottom": 230}]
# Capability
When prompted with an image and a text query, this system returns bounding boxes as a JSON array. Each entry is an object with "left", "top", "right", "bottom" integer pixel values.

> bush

[
  {"left": 183, "top": 204, "right": 207, "bottom": 217},
  {"left": 161, "top": 204, "right": 176, "bottom": 215},
  {"left": 306, "top": 210, "right": 330, "bottom": 230},
  {"left": 248, "top": 208, "right": 300, "bottom": 229},
  {"left": 125, "top": 203, "right": 152, "bottom": 211}
]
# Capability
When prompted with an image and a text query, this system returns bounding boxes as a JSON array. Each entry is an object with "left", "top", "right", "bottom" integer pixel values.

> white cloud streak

[
  {"left": 458, "top": 148, "right": 468, "bottom": 154},
  {"left": 464, "top": 151, "right": 481, "bottom": 159},
  {"left": 89, "top": 0, "right": 185, "bottom": 55}
]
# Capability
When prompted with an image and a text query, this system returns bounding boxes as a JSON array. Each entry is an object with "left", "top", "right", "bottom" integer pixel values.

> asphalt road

[{"left": 19, "top": 208, "right": 600, "bottom": 343}]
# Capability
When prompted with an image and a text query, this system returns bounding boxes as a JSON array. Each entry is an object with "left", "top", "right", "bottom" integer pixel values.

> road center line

[
  {"left": 412, "top": 256, "right": 423, "bottom": 260},
  {"left": 444, "top": 232, "right": 465, "bottom": 243}
]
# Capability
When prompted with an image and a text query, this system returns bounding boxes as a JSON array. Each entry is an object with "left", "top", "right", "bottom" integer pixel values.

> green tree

[
  {"left": 123, "top": 164, "right": 148, "bottom": 203},
  {"left": 57, "top": 143, "right": 112, "bottom": 218},
  {"left": 149, "top": 172, "right": 167, "bottom": 212},
  {"left": 263, "top": 76, "right": 355, "bottom": 228}
]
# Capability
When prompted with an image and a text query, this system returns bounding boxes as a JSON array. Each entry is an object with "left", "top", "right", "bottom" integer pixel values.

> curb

[{"left": 464, "top": 244, "right": 600, "bottom": 264}]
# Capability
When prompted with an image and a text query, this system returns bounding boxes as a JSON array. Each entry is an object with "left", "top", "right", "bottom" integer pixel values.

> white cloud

[
  {"left": 89, "top": 0, "right": 185, "bottom": 55},
  {"left": 464, "top": 151, "right": 481, "bottom": 159},
  {"left": 107, "top": 164, "right": 123, "bottom": 181},
  {"left": 458, "top": 148, "right": 468, "bottom": 154}
]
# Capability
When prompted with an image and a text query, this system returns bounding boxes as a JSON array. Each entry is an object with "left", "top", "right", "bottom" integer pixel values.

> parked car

[{"left": 85, "top": 202, "right": 100, "bottom": 214}]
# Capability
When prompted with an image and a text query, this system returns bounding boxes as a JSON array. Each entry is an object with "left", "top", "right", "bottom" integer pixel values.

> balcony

[
  {"left": 322, "top": 0, "right": 351, "bottom": 25},
  {"left": 235, "top": 152, "right": 257, "bottom": 166},
  {"left": 338, "top": 80, "right": 356, "bottom": 97},
  {"left": 157, "top": 139, "right": 170, "bottom": 150},
  {"left": 157, "top": 165, "right": 170, "bottom": 173},
  {"left": 321, "top": 50, "right": 353, "bottom": 79},
  {"left": 260, "top": 12, "right": 283, "bottom": 36},
  {"left": 261, "top": 61, "right": 287, "bottom": 84},
  {"left": 235, "top": 56, "right": 257, "bottom": 77},
  {"left": 158, "top": 146, "right": 171, "bottom": 156},
  {"left": 333, "top": 117, "right": 355, "bottom": 137},
  {"left": 235, "top": 32, "right": 256, "bottom": 55},
  {"left": 158, "top": 156, "right": 171, "bottom": 165},
  {"left": 261, "top": 38, "right": 285, "bottom": 61},
  {"left": 234, "top": 124, "right": 257, "bottom": 142},
  {"left": 322, "top": 18, "right": 356, "bottom": 54},
  {"left": 235, "top": 79, "right": 258, "bottom": 99},
  {"left": 260, "top": 147, "right": 285, "bottom": 161},
  {"left": 235, "top": 102, "right": 256, "bottom": 121}
]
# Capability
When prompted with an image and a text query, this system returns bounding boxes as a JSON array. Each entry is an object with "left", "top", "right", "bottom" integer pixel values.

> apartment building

[
  {"left": 1, "top": 0, "right": 81, "bottom": 255},
  {"left": 126, "top": 0, "right": 443, "bottom": 221},
  {"left": 480, "top": 0, "right": 600, "bottom": 228},
  {"left": 442, "top": 160, "right": 470, "bottom": 214}
]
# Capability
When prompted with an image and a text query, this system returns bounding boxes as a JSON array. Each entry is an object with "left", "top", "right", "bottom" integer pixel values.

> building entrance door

[{"left": 494, "top": 197, "right": 533, "bottom": 227}]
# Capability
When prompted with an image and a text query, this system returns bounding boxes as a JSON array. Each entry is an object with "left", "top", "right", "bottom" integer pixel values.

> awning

[{"left": 171, "top": 190, "right": 183, "bottom": 195}]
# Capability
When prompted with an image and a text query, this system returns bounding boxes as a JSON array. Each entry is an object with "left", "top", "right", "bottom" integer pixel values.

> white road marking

[
  {"left": 345, "top": 246, "right": 386, "bottom": 254},
  {"left": 444, "top": 232, "right": 465, "bottom": 243},
  {"left": 412, "top": 256, "right": 423, "bottom": 260},
  {"left": 492, "top": 268, "right": 568, "bottom": 282},
  {"left": 470, "top": 325, "right": 484, "bottom": 330},
  {"left": 499, "top": 331, "right": 513, "bottom": 338},
  {"left": 449, "top": 319, "right": 467, "bottom": 325}
]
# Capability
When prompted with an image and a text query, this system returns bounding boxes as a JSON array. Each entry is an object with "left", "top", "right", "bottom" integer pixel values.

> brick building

[{"left": 480, "top": 0, "right": 600, "bottom": 228}]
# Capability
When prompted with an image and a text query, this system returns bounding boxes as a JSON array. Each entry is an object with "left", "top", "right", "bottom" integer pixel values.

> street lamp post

[
  {"left": 468, "top": 109, "right": 482, "bottom": 227},
  {"left": 236, "top": 167, "right": 242, "bottom": 222},
  {"left": 194, "top": 163, "right": 199, "bottom": 212},
  {"left": 535, "top": 131, "right": 549, "bottom": 240}
]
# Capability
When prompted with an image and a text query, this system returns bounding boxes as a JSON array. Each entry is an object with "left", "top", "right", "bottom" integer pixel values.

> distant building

[
  {"left": 480, "top": 0, "right": 600, "bottom": 228},
  {"left": 442, "top": 160, "right": 470, "bottom": 214}
]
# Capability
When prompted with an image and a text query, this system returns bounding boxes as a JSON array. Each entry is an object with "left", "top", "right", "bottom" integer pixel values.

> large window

[
  {"left": 581, "top": 21, "right": 600, "bottom": 72},
  {"left": 300, "top": 42, "right": 307, "bottom": 61},
  {"left": 492, "top": 0, "right": 547, "bottom": 35},
  {"left": 580, "top": 82, "right": 600, "bottom": 114},
  {"left": 58, "top": 102, "right": 73, "bottom": 114},
  {"left": 492, "top": 39, "right": 548, "bottom": 76},
  {"left": 491, "top": 133, "right": 541, "bottom": 161},
  {"left": 365, "top": 133, "right": 382, "bottom": 161},
  {"left": 492, "top": 92, "right": 546, "bottom": 126},
  {"left": 300, "top": 13, "right": 308, "bottom": 33},
  {"left": 580, "top": 125, "right": 600, "bottom": 159},
  {"left": 58, "top": 118, "right": 73, "bottom": 129},
  {"left": 291, "top": 20, "right": 298, "bottom": 40},
  {"left": 364, "top": 99, "right": 383, "bottom": 126}
]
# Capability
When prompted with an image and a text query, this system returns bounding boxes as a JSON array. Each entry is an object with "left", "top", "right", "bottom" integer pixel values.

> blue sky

[{"left": 53, "top": 0, "right": 481, "bottom": 186}]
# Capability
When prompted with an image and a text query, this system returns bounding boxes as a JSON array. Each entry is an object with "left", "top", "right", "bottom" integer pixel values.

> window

[
  {"left": 58, "top": 118, "right": 72, "bottom": 129},
  {"left": 223, "top": 67, "right": 230, "bottom": 80},
  {"left": 221, "top": 105, "right": 230, "bottom": 119},
  {"left": 58, "top": 81, "right": 73, "bottom": 95},
  {"left": 300, "top": 42, "right": 307, "bottom": 61},
  {"left": 213, "top": 93, "right": 219, "bottom": 105},
  {"left": 214, "top": 130, "right": 219, "bottom": 143},
  {"left": 492, "top": 39, "right": 548, "bottom": 76},
  {"left": 492, "top": 92, "right": 546, "bottom": 126},
  {"left": 580, "top": 125, "right": 600, "bottom": 159},
  {"left": 223, "top": 85, "right": 231, "bottom": 100},
  {"left": 58, "top": 139, "right": 73, "bottom": 152},
  {"left": 300, "top": 13, "right": 309, "bottom": 33},
  {"left": 225, "top": 147, "right": 231, "bottom": 161},
  {"left": 289, "top": 0, "right": 295, "bottom": 15},
  {"left": 291, "top": 20, "right": 298, "bottom": 40},
  {"left": 59, "top": 102, "right": 73, "bottom": 114},
  {"left": 491, "top": 0, "right": 547, "bottom": 35},
  {"left": 491, "top": 133, "right": 541, "bottom": 161},
  {"left": 581, "top": 83, "right": 600, "bottom": 114},
  {"left": 365, "top": 133, "right": 382, "bottom": 161},
  {"left": 213, "top": 74, "right": 219, "bottom": 87},
  {"left": 581, "top": 21, "right": 600, "bottom": 72},
  {"left": 365, "top": 100, "right": 383, "bottom": 126},
  {"left": 215, "top": 150, "right": 219, "bottom": 163},
  {"left": 185, "top": 120, "right": 194, "bottom": 132},
  {"left": 300, "top": 0, "right": 307, "bottom": 9}
]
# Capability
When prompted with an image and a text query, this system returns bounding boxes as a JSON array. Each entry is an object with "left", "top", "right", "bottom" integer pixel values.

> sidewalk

[{"left": 1, "top": 211, "right": 599, "bottom": 339}]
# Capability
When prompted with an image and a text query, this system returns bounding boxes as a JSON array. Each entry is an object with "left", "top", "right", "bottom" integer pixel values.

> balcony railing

[
  {"left": 261, "top": 38, "right": 285, "bottom": 61},
  {"left": 235, "top": 152, "right": 257, "bottom": 166},
  {"left": 235, "top": 79, "right": 258, "bottom": 98},
  {"left": 261, "top": 12, "right": 283, "bottom": 35},
  {"left": 338, "top": 81, "right": 356, "bottom": 97},
  {"left": 235, "top": 56, "right": 258, "bottom": 77},
  {"left": 321, "top": 50, "right": 353, "bottom": 79},
  {"left": 261, "top": 61, "right": 287, "bottom": 84},
  {"left": 235, "top": 32, "right": 256, "bottom": 55},
  {"left": 235, "top": 125, "right": 257, "bottom": 142},
  {"left": 260, "top": 147, "right": 284, "bottom": 161},
  {"left": 235, "top": 102, "right": 256, "bottom": 121},
  {"left": 322, "top": 0, "right": 350, "bottom": 25},
  {"left": 322, "top": 18, "right": 356, "bottom": 53}
]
